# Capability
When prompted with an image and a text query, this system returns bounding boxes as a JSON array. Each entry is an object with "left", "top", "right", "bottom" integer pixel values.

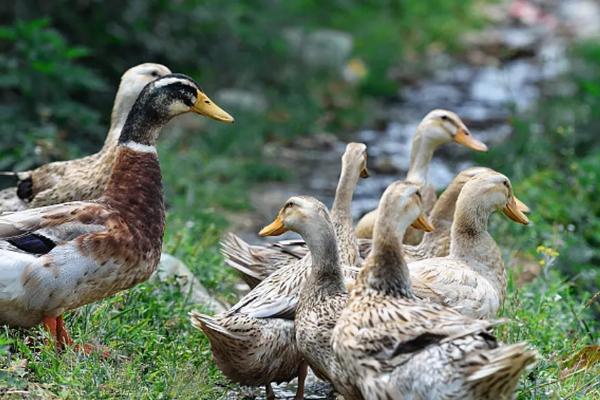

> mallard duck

[
  {"left": 408, "top": 171, "right": 529, "bottom": 319},
  {"left": 221, "top": 142, "right": 368, "bottom": 288},
  {"left": 354, "top": 109, "right": 488, "bottom": 244},
  {"left": 0, "top": 73, "right": 233, "bottom": 350},
  {"left": 332, "top": 181, "right": 536, "bottom": 400},
  {"left": 0, "top": 63, "right": 172, "bottom": 213}
]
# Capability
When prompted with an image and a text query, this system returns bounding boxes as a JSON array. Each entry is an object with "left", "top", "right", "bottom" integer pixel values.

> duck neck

[
  {"left": 103, "top": 90, "right": 139, "bottom": 151},
  {"left": 405, "top": 130, "right": 435, "bottom": 185},
  {"left": 418, "top": 182, "right": 461, "bottom": 247},
  {"left": 331, "top": 162, "right": 360, "bottom": 265},
  {"left": 302, "top": 218, "right": 345, "bottom": 297},
  {"left": 103, "top": 104, "right": 166, "bottom": 244},
  {"left": 449, "top": 201, "right": 504, "bottom": 290},
  {"left": 362, "top": 205, "right": 414, "bottom": 298}
]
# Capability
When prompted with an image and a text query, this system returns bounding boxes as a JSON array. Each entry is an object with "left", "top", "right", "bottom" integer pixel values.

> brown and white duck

[{"left": 0, "top": 73, "right": 233, "bottom": 350}]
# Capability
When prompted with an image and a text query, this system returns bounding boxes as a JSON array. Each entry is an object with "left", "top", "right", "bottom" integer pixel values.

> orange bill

[
  {"left": 514, "top": 196, "right": 530, "bottom": 213},
  {"left": 259, "top": 215, "right": 288, "bottom": 236},
  {"left": 502, "top": 196, "right": 530, "bottom": 225},
  {"left": 411, "top": 212, "right": 435, "bottom": 232},
  {"left": 454, "top": 128, "right": 488, "bottom": 152}
]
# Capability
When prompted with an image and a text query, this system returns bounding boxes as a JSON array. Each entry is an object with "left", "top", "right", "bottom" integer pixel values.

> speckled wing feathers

[{"left": 0, "top": 201, "right": 109, "bottom": 239}]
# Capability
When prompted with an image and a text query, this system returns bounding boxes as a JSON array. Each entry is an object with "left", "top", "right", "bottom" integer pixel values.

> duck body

[
  {"left": 190, "top": 312, "right": 303, "bottom": 388},
  {"left": 190, "top": 262, "right": 308, "bottom": 398},
  {"left": 332, "top": 181, "right": 535, "bottom": 400},
  {"left": 0, "top": 146, "right": 164, "bottom": 327}
]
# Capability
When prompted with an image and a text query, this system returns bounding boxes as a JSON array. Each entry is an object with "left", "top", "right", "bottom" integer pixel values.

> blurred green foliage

[
  {"left": 0, "top": 0, "right": 483, "bottom": 173},
  {"left": 0, "top": 19, "right": 107, "bottom": 170}
]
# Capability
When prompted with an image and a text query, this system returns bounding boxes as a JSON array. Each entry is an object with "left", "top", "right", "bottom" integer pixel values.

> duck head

[
  {"left": 380, "top": 181, "right": 435, "bottom": 234},
  {"left": 259, "top": 196, "right": 331, "bottom": 238},
  {"left": 461, "top": 172, "right": 530, "bottom": 224},
  {"left": 119, "top": 73, "right": 234, "bottom": 146},
  {"left": 342, "top": 142, "right": 370, "bottom": 179},
  {"left": 418, "top": 109, "right": 488, "bottom": 152}
]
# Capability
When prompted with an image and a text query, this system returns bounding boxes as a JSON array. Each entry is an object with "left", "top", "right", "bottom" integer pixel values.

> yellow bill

[
  {"left": 411, "top": 212, "right": 435, "bottom": 232},
  {"left": 192, "top": 90, "right": 235, "bottom": 123},
  {"left": 502, "top": 196, "right": 530, "bottom": 225},
  {"left": 454, "top": 128, "right": 488, "bottom": 152},
  {"left": 259, "top": 215, "right": 288, "bottom": 236}
]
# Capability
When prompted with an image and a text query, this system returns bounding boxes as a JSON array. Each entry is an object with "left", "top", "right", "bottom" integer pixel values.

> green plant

[{"left": 0, "top": 19, "right": 106, "bottom": 171}]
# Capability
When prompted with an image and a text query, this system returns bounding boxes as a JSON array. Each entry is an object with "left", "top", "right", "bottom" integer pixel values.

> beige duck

[
  {"left": 0, "top": 74, "right": 233, "bottom": 350},
  {"left": 0, "top": 63, "right": 172, "bottom": 212},
  {"left": 221, "top": 142, "right": 368, "bottom": 288},
  {"left": 408, "top": 171, "right": 530, "bottom": 319},
  {"left": 354, "top": 109, "right": 488, "bottom": 244},
  {"left": 257, "top": 196, "right": 362, "bottom": 388},
  {"left": 332, "top": 181, "right": 536, "bottom": 400}
]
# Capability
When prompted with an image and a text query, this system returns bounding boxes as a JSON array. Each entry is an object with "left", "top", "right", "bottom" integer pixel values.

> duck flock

[{"left": 0, "top": 63, "right": 537, "bottom": 399}]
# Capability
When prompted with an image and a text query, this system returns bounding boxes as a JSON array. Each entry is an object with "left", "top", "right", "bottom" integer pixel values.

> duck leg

[
  {"left": 294, "top": 362, "right": 309, "bottom": 400},
  {"left": 42, "top": 315, "right": 109, "bottom": 357},
  {"left": 266, "top": 383, "right": 276, "bottom": 400}
]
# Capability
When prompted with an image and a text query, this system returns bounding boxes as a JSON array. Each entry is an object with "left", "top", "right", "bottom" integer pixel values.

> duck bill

[
  {"left": 360, "top": 167, "right": 370, "bottom": 179},
  {"left": 515, "top": 196, "right": 530, "bottom": 213},
  {"left": 259, "top": 216, "right": 288, "bottom": 236},
  {"left": 454, "top": 128, "right": 488, "bottom": 152},
  {"left": 192, "top": 90, "right": 235, "bottom": 123},
  {"left": 410, "top": 212, "right": 435, "bottom": 232},
  {"left": 502, "top": 196, "right": 530, "bottom": 225}
]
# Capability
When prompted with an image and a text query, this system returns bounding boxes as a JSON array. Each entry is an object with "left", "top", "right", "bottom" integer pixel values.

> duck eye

[
  {"left": 441, "top": 115, "right": 449, "bottom": 121},
  {"left": 284, "top": 202, "right": 294, "bottom": 210},
  {"left": 150, "top": 70, "right": 160, "bottom": 77}
]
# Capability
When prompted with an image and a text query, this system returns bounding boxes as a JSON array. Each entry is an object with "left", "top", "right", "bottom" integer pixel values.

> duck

[
  {"left": 0, "top": 73, "right": 234, "bottom": 351},
  {"left": 221, "top": 142, "right": 368, "bottom": 288},
  {"left": 354, "top": 109, "right": 488, "bottom": 244},
  {"left": 332, "top": 181, "right": 536, "bottom": 400},
  {"left": 258, "top": 196, "right": 349, "bottom": 387},
  {"left": 408, "top": 171, "right": 530, "bottom": 319},
  {"left": 0, "top": 63, "right": 172, "bottom": 213}
]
